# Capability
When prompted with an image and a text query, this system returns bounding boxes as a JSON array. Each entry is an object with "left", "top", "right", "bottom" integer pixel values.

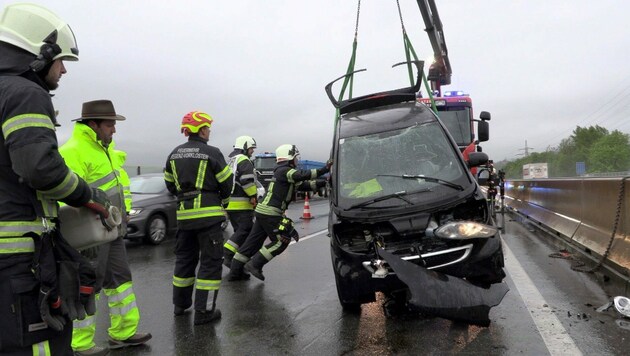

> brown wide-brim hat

[{"left": 73, "top": 100, "right": 126, "bottom": 121}]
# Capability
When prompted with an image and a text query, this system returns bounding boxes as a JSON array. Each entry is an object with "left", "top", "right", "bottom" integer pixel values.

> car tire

[
  {"left": 144, "top": 214, "right": 167, "bottom": 245},
  {"left": 331, "top": 254, "right": 362, "bottom": 312}
]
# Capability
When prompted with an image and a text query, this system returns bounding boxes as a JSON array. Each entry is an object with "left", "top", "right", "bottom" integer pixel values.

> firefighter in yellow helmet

[
  {"left": 227, "top": 144, "right": 331, "bottom": 281},
  {"left": 59, "top": 100, "right": 152, "bottom": 355},
  {"left": 0, "top": 4, "right": 104, "bottom": 355},
  {"left": 164, "top": 111, "right": 233, "bottom": 325},
  {"left": 223, "top": 135, "right": 259, "bottom": 271}
]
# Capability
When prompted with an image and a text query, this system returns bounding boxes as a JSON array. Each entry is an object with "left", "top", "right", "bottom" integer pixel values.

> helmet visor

[{"left": 53, "top": 24, "right": 78, "bottom": 61}]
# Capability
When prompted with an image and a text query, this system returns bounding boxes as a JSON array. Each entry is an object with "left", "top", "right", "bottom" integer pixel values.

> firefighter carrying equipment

[
  {"left": 275, "top": 144, "right": 300, "bottom": 162},
  {"left": 0, "top": 3, "right": 79, "bottom": 72},
  {"left": 180, "top": 111, "right": 213, "bottom": 137}
]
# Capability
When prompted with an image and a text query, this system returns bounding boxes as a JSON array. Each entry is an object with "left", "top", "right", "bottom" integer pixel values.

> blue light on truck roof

[{"left": 443, "top": 90, "right": 468, "bottom": 97}]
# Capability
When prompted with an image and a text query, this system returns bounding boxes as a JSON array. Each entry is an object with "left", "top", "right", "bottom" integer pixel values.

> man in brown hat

[{"left": 59, "top": 100, "right": 151, "bottom": 356}]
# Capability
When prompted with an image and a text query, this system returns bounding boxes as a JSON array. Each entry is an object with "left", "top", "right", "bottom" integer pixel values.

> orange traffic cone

[{"left": 300, "top": 194, "right": 314, "bottom": 220}]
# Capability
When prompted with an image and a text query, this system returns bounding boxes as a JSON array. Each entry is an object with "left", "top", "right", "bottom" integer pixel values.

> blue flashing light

[{"left": 443, "top": 90, "right": 468, "bottom": 97}]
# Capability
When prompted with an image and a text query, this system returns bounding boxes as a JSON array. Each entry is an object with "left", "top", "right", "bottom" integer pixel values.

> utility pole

[{"left": 517, "top": 140, "right": 533, "bottom": 157}]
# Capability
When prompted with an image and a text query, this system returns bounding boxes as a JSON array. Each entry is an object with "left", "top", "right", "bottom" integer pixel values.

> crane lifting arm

[{"left": 416, "top": 0, "right": 451, "bottom": 95}]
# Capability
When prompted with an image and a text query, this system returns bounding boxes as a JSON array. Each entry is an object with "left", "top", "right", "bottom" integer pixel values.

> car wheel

[
  {"left": 331, "top": 251, "right": 362, "bottom": 312},
  {"left": 144, "top": 214, "right": 167, "bottom": 245}
]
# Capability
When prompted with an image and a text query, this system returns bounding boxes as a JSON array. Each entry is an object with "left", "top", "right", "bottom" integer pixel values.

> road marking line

[
  {"left": 503, "top": 242, "right": 582, "bottom": 356},
  {"left": 289, "top": 229, "right": 328, "bottom": 245}
]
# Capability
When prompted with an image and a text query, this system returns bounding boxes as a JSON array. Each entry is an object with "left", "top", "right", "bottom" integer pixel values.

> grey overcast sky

[{"left": 21, "top": 0, "right": 630, "bottom": 166}]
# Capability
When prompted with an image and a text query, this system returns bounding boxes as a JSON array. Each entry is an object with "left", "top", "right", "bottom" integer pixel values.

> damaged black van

[{"left": 325, "top": 62, "right": 508, "bottom": 325}]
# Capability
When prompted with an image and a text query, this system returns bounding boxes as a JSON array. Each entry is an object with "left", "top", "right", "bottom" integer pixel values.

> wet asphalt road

[{"left": 89, "top": 198, "right": 630, "bottom": 355}]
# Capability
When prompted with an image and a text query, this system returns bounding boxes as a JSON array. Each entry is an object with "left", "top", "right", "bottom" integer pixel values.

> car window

[
  {"left": 337, "top": 121, "right": 467, "bottom": 204},
  {"left": 130, "top": 176, "right": 166, "bottom": 194}
]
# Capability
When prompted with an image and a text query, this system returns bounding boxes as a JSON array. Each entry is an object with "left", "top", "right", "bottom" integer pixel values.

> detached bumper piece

[{"left": 378, "top": 248, "right": 508, "bottom": 326}]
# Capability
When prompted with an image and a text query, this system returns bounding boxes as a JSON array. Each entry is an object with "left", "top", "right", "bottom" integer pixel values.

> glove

[
  {"left": 39, "top": 288, "right": 66, "bottom": 331},
  {"left": 57, "top": 260, "right": 83, "bottom": 320},
  {"left": 79, "top": 285, "right": 96, "bottom": 316},
  {"left": 326, "top": 159, "right": 333, "bottom": 169},
  {"left": 85, "top": 187, "right": 111, "bottom": 224},
  {"left": 249, "top": 197, "right": 257, "bottom": 208},
  {"left": 276, "top": 217, "right": 299, "bottom": 244}
]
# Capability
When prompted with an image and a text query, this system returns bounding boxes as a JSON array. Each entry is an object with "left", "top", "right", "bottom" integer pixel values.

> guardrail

[{"left": 504, "top": 178, "right": 630, "bottom": 277}]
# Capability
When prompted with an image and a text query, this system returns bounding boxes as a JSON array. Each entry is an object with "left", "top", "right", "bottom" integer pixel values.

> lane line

[
  {"left": 288, "top": 229, "right": 328, "bottom": 245},
  {"left": 503, "top": 241, "right": 583, "bottom": 356}
]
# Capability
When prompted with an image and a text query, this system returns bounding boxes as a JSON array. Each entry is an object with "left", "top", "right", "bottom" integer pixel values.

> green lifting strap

[
  {"left": 396, "top": 0, "right": 437, "bottom": 115},
  {"left": 334, "top": 0, "right": 361, "bottom": 128},
  {"left": 403, "top": 33, "right": 437, "bottom": 114}
]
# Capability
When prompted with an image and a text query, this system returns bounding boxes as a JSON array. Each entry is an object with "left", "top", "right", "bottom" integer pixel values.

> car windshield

[
  {"left": 130, "top": 175, "right": 166, "bottom": 194},
  {"left": 337, "top": 121, "right": 467, "bottom": 208},
  {"left": 436, "top": 108, "right": 472, "bottom": 147}
]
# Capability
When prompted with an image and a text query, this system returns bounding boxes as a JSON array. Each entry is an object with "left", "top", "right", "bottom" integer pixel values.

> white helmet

[
  {"left": 234, "top": 135, "right": 257, "bottom": 151},
  {"left": 276, "top": 144, "right": 300, "bottom": 162},
  {"left": 0, "top": 3, "right": 79, "bottom": 69}
]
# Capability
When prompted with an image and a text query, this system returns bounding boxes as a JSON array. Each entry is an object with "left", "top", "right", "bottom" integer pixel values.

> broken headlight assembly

[{"left": 433, "top": 221, "right": 497, "bottom": 240}]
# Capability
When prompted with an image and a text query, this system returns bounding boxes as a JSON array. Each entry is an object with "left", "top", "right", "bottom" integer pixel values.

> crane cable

[{"left": 395, "top": 0, "right": 438, "bottom": 114}]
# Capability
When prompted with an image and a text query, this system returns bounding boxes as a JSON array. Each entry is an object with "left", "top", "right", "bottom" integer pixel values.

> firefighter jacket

[
  {"left": 226, "top": 149, "right": 258, "bottom": 211},
  {"left": 0, "top": 43, "right": 91, "bottom": 260},
  {"left": 59, "top": 123, "right": 131, "bottom": 238},
  {"left": 164, "top": 136, "right": 233, "bottom": 230},
  {"left": 255, "top": 161, "right": 329, "bottom": 217}
]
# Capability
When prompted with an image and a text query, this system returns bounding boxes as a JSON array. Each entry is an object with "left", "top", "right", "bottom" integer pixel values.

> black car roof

[{"left": 338, "top": 101, "right": 437, "bottom": 139}]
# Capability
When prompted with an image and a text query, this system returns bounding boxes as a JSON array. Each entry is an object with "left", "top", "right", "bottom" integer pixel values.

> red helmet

[{"left": 181, "top": 111, "right": 213, "bottom": 136}]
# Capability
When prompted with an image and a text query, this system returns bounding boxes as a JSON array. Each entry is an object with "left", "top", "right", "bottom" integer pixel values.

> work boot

[
  {"left": 194, "top": 309, "right": 222, "bottom": 325},
  {"left": 244, "top": 252, "right": 269, "bottom": 281},
  {"left": 223, "top": 251, "right": 234, "bottom": 268},
  {"left": 74, "top": 345, "right": 110, "bottom": 356},
  {"left": 226, "top": 259, "right": 250, "bottom": 281},
  {"left": 174, "top": 305, "right": 189, "bottom": 316},
  {"left": 108, "top": 333, "right": 152, "bottom": 349}
]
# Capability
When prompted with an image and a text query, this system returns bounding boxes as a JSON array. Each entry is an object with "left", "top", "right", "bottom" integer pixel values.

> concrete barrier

[{"left": 504, "top": 178, "right": 630, "bottom": 276}]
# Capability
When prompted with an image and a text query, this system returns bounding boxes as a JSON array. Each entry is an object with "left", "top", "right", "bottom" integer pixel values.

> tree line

[{"left": 497, "top": 125, "right": 630, "bottom": 179}]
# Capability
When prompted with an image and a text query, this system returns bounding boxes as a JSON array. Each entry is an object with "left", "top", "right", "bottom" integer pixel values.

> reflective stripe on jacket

[
  {"left": 59, "top": 123, "right": 130, "bottom": 237},
  {"left": 255, "top": 162, "right": 329, "bottom": 217},
  {"left": 1, "top": 48, "right": 91, "bottom": 258},
  {"left": 164, "top": 136, "right": 233, "bottom": 230},
  {"left": 226, "top": 150, "right": 258, "bottom": 211}
]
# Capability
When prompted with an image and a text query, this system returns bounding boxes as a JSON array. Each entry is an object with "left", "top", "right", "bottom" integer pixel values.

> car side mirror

[
  {"left": 477, "top": 120, "right": 489, "bottom": 142},
  {"left": 467, "top": 152, "right": 489, "bottom": 168}
]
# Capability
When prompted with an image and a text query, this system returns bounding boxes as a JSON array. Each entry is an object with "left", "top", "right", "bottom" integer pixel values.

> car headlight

[
  {"left": 128, "top": 208, "right": 143, "bottom": 216},
  {"left": 434, "top": 221, "right": 497, "bottom": 240}
]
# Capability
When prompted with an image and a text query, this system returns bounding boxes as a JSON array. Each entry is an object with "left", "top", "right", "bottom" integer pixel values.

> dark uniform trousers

[
  {"left": 236, "top": 213, "right": 289, "bottom": 262},
  {"left": 173, "top": 222, "right": 223, "bottom": 311},
  {"left": 226, "top": 210, "right": 254, "bottom": 251},
  {"left": 0, "top": 256, "right": 73, "bottom": 356}
]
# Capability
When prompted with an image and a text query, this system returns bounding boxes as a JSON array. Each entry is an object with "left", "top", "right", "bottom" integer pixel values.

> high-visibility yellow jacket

[
  {"left": 59, "top": 123, "right": 131, "bottom": 237},
  {"left": 226, "top": 150, "right": 258, "bottom": 211}
]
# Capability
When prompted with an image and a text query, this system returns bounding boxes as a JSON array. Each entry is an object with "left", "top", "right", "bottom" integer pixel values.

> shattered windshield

[
  {"left": 436, "top": 108, "right": 472, "bottom": 147},
  {"left": 337, "top": 121, "right": 467, "bottom": 208}
]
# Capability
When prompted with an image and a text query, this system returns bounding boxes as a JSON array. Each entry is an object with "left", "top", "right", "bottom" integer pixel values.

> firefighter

[
  {"left": 223, "top": 135, "right": 259, "bottom": 271},
  {"left": 0, "top": 4, "right": 104, "bottom": 355},
  {"left": 227, "top": 144, "right": 331, "bottom": 281},
  {"left": 164, "top": 111, "right": 233, "bottom": 325},
  {"left": 59, "top": 100, "right": 152, "bottom": 355}
]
